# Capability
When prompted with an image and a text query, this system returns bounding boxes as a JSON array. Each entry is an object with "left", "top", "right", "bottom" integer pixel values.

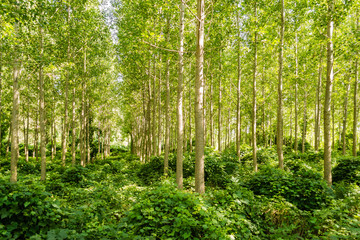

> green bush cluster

[
  {"left": 333, "top": 156, "right": 360, "bottom": 185},
  {"left": 0, "top": 179, "right": 62, "bottom": 239},
  {"left": 120, "top": 184, "right": 228, "bottom": 239},
  {"left": 246, "top": 166, "right": 333, "bottom": 210}
]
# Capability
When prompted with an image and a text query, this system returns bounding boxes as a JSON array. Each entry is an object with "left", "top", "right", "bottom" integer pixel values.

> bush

[
  {"left": 120, "top": 184, "right": 228, "bottom": 239},
  {"left": 0, "top": 180, "right": 63, "bottom": 239},
  {"left": 333, "top": 156, "right": 360, "bottom": 185},
  {"left": 246, "top": 166, "right": 333, "bottom": 211},
  {"left": 61, "top": 166, "right": 90, "bottom": 186},
  {"left": 137, "top": 156, "right": 165, "bottom": 185}
]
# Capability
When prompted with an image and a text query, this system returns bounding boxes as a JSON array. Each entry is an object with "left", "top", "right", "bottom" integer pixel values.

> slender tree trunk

[
  {"left": 302, "top": 89, "right": 307, "bottom": 153},
  {"left": 277, "top": 0, "right": 285, "bottom": 168},
  {"left": 324, "top": 0, "right": 334, "bottom": 186},
  {"left": 342, "top": 81, "right": 351, "bottom": 155},
  {"left": 25, "top": 96, "right": 30, "bottom": 162},
  {"left": 289, "top": 106, "right": 293, "bottom": 146},
  {"left": 189, "top": 69, "right": 193, "bottom": 152},
  {"left": 164, "top": 36, "right": 170, "bottom": 175},
  {"left": 87, "top": 100, "right": 90, "bottom": 163},
  {"left": 195, "top": 0, "right": 205, "bottom": 194},
  {"left": 176, "top": 1, "right": 185, "bottom": 189},
  {"left": 218, "top": 50, "right": 222, "bottom": 152},
  {"left": 0, "top": 48, "right": 2, "bottom": 156},
  {"left": 34, "top": 113, "right": 39, "bottom": 160},
  {"left": 294, "top": 34, "right": 299, "bottom": 153},
  {"left": 315, "top": 51, "right": 323, "bottom": 151},
  {"left": 152, "top": 55, "right": 157, "bottom": 156},
  {"left": 72, "top": 87, "right": 76, "bottom": 166},
  {"left": 11, "top": 33, "right": 20, "bottom": 183},
  {"left": 353, "top": 16, "right": 359, "bottom": 156},
  {"left": 252, "top": 3, "right": 258, "bottom": 172},
  {"left": 158, "top": 56, "right": 162, "bottom": 156},
  {"left": 209, "top": 72, "right": 213, "bottom": 147},
  {"left": 39, "top": 26, "right": 46, "bottom": 181}
]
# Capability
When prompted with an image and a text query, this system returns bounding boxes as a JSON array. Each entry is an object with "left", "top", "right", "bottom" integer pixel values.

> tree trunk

[
  {"left": 164, "top": 22, "right": 170, "bottom": 175},
  {"left": 87, "top": 100, "right": 91, "bottom": 163},
  {"left": 302, "top": 89, "right": 307, "bottom": 153},
  {"left": 72, "top": 87, "right": 76, "bottom": 166},
  {"left": 10, "top": 34, "right": 21, "bottom": 183},
  {"left": 34, "top": 113, "right": 39, "bottom": 160},
  {"left": 315, "top": 50, "right": 323, "bottom": 151},
  {"left": 353, "top": 16, "right": 359, "bottom": 156},
  {"left": 195, "top": 0, "right": 205, "bottom": 194},
  {"left": 218, "top": 51, "right": 222, "bottom": 152},
  {"left": 252, "top": 3, "right": 258, "bottom": 172},
  {"left": 294, "top": 34, "right": 299, "bottom": 153},
  {"left": 177, "top": 1, "right": 185, "bottom": 189},
  {"left": 342, "top": 81, "right": 350, "bottom": 155},
  {"left": 39, "top": 26, "right": 46, "bottom": 181},
  {"left": 158, "top": 56, "right": 162, "bottom": 156},
  {"left": 0, "top": 49, "right": 2, "bottom": 157},
  {"left": 152, "top": 55, "right": 157, "bottom": 156},
  {"left": 277, "top": 0, "right": 285, "bottom": 169},
  {"left": 324, "top": 0, "right": 334, "bottom": 186},
  {"left": 25, "top": 95, "right": 30, "bottom": 162},
  {"left": 189, "top": 68, "right": 193, "bottom": 152}
]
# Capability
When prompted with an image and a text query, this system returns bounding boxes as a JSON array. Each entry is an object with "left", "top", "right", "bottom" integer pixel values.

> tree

[{"left": 195, "top": 0, "right": 205, "bottom": 194}]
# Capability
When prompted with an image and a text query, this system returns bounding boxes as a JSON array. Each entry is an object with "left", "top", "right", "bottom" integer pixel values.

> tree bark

[
  {"left": 342, "top": 80, "right": 350, "bottom": 155},
  {"left": 218, "top": 50, "right": 222, "bottom": 152},
  {"left": 39, "top": 26, "right": 46, "bottom": 181},
  {"left": 177, "top": 0, "right": 185, "bottom": 189},
  {"left": 315, "top": 50, "right": 323, "bottom": 151},
  {"left": 164, "top": 18, "right": 171, "bottom": 174},
  {"left": 324, "top": 0, "right": 334, "bottom": 186},
  {"left": 277, "top": 0, "right": 285, "bottom": 169},
  {"left": 72, "top": 87, "right": 76, "bottom": 166},
  {"left": 302, "top": 89, "right": 307, "bottom": 153},
  {"left": 195, "top": 0, "right": 205, "bottom": 194},
  {"left": 10, "top": 32, "right": 21, "bottom": 183},
  {"left": 252, "top": 3, "right": 258, "bottom": 172},
  {"left": 353, "top": 16, "right": 359, "bottom": 156},
  {"left": 294, "top": 34, "right": 299, "bottom": 153}
]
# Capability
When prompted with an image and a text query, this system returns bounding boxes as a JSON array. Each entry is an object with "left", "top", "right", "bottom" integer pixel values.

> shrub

[
  {"left": 137, "top": 156, "right": 164, "bottom": 185},
  {"left": 61, "top": 166, "right": 90, "bottom": 186},
  {"left": 246, "top": 166, "right": 333, "bottom": 211},
  {"left": 120, "top": 184, "right": 228, "bottom": 239},
  {"left": 0, "top": 180, "right": 63, "bottom": 239},
  {"left": 333, "top": 156, "right": 360, "bottom": 185}
]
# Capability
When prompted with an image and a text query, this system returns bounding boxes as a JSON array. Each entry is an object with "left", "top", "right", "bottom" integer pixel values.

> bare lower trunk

[
  {"left": 252, "top": 3, "right": 258, "bottom": 172},
  {"left": 177, "top": 1, "right": 185, "bottom": 189},
  {"left": 195, "top": 0, "right": 205, "bottom": 194},
  {"left": 218, "top": 51, "right": 222, "bottom": 152},
  {"left": 39, "top": 26, "right": 46, "bottom": 181},
  {"left": 72, "top": 87, "right": 76, "bottom": 166},
  {"left": 324, "top": 0, "right": 334, "bottom": 186},
  {"left": 302, "top": 89, "right": 307, "bottom": 153},
  {"left": 342, "top": 81, "right": 350, "bottom": 155},
  {"left": 315, "top": 50, "right": 323, "bottom": 151},
  {"left": 277, "top": 0, "right": 285, "bottom": 169},
  {"left": 294, "top": 34, "right": 298, "bottom": 153},
  {"left": 11, "top": 41, "right": 20, "bottom": 183},
  {"left": 164, "top": 22, "right": 170, "bottom": 175},
  {"left": 353, "top": 16, "right": 359, "bottom": 156}
]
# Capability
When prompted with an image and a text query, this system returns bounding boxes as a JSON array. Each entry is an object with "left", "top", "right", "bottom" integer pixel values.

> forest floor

[{"left": 1, "top": 145, "right": 360, "bottom": 239}]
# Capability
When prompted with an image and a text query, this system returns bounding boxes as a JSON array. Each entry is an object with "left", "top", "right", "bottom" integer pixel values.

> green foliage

[
  {"left": 333, "top": 156, "right": 360, "bottom": 185},
  {"left": 120, "top": 183, "right": 228, "bottom": 239},
  {"left": 0, "top": 179, "right": 63, "bottom": 239},
  {"left": 246, "top": 166, "right": 333, "bottom": 211}
]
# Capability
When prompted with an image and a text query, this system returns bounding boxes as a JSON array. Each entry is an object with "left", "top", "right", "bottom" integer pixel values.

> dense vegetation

[
  {"left": 1, "top": 0, "right": 360, "bottom": 239},
  {"left": 1, "top": 147, "right": 360, "bottom": 239}
]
